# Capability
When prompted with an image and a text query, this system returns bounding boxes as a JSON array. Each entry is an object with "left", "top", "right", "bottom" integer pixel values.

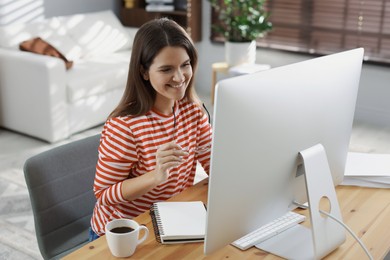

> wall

[
  {"left": 195, "top": 0, "right": 390, "bottom": 127},
  {"left": 0, "top": 0, "right": 119, "bottom": 25},
  {"left": 44, "top": 0, "right": 120, "bottom": 18}
]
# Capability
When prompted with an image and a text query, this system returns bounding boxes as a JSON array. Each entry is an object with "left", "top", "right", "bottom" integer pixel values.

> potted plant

[{"left": 208, "top": 0, "right": 273, "bottom": 66}]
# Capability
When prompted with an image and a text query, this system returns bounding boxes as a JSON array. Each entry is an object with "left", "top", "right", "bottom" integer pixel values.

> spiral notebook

[{"left": 150, "top": 201, "right": 207, "bottom": 244}]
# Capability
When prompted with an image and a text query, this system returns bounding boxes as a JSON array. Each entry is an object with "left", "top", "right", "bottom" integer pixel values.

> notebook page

[{"left": 155, "top": 201, "right": 206, "bottom": 238}]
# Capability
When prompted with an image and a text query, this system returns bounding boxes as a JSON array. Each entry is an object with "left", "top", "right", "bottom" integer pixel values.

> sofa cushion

[
  {"left": 59, "top": 10, "right": 133, "bottom": 58},
  {"left": 0, "top": 17, "right": 83, "bottom": 61},
  {"left": 42, "top": 33, "right": 83, "bottom": 61},
  {"left": 66, "top": 51, "right": 131, "bottom": 103}
]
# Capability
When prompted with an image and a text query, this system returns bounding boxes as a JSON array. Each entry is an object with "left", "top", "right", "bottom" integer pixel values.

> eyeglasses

[{"left": 172, "top": 103, "right": 212, "bottom": 154}]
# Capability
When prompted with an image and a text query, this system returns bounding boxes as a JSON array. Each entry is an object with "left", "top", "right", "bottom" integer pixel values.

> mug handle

[{"left": 137, "top": 225, "right": 149, "bottom": 245}]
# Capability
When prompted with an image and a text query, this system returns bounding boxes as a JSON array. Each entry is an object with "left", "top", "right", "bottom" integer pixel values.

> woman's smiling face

[{"left": 144, "top": 46, "right": 193, "bottom": 112}]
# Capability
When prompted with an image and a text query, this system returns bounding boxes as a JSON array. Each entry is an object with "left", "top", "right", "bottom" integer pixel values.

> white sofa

[{"left": 0, "top": 10, "right": 138, "bottom": 142}]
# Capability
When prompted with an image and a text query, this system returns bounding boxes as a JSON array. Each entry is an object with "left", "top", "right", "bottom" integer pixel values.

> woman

[{"left": 89, "top": 18, "right": 211, "bottom": 239}]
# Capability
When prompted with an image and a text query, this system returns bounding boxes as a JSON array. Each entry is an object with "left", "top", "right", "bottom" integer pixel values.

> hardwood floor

[{"left": 350, "top": 121, "right": 390, "bottom": 153}]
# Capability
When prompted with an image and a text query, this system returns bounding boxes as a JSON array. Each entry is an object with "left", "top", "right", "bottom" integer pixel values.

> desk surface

[{"left": 64, "top": 179, "right": 390, "bottom": 259}]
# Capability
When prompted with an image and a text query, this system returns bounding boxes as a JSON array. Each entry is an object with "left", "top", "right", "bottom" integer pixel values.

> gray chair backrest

[{"left": 24, "top": 134, "right": 100, "bottom": 259}]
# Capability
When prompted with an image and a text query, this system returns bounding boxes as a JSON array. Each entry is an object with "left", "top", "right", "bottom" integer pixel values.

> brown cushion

[{"left": 19, "top": 37, "right": 73, "bottom": 70}]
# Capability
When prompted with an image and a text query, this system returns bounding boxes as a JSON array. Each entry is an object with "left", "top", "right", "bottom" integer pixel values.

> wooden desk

[{"left": 64, "top": 179, "right": 390, "bottom": 259}]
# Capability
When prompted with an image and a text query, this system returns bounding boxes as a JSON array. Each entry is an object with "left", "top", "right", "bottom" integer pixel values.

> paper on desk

[
  {"left": 341, "top": 177, "right": 390, "bottom": 188},
  {"left": 341, "top": 152, "right": 390, "bottom": 188},
  {"left": 344, "top": 152, "right": 390, "bottom": 176}
]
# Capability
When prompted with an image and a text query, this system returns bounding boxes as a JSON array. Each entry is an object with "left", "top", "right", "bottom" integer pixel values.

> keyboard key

[{"left": 232, "top": 211, "right": 306, "bottom": 250}]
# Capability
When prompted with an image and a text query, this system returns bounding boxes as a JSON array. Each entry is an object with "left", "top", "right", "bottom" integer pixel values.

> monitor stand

[{"left": 256, "top": 144, "right": 346, "bottom": 259}]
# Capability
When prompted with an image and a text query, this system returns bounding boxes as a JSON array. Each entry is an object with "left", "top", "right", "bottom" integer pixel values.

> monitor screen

[{"left": 204, "top": 48, "right": 364, "bottom": 255}]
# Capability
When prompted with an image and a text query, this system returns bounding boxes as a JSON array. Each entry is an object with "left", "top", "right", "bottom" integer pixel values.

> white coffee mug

[{"left": 105, "top": 218, "right": 149, "bottom": 257}]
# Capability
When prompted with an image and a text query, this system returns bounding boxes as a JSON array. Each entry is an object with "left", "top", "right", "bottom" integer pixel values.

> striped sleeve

[
  {"left": 93, "top": 117, "right": 138, "bottom": 206},
  {"left": 196, "top": 112, "right": 212, "bottom": 174}
]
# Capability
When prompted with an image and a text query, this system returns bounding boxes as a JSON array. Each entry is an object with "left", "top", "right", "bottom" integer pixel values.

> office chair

[{"left": 24, "top": 134, "right": 100, "bottom": 259}]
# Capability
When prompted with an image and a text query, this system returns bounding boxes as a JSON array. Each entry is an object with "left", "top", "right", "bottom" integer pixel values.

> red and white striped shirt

[{"left": 91, "top": 100, "right": 211, "bottom": 235}]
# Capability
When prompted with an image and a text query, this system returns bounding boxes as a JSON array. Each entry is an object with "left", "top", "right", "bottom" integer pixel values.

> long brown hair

[{"left": 109, "top": 18, "right": 201, "bottom": 118}]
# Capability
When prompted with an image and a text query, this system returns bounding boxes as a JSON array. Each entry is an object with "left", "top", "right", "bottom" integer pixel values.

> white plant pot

[{"left": 225, "top": 40, "right": 256, "bottom": 66}]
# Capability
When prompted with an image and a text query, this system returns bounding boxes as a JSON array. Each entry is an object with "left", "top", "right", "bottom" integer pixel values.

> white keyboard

[{"left": 231, "top": 211, "right": 306, "bottom": 250}]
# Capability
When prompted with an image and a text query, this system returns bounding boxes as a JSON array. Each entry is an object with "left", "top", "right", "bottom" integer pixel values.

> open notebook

[{"left": 150, "top": 201, "right": 206, "bottom": 244}]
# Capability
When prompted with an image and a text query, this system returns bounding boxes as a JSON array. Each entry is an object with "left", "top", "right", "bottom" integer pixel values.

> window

[{"left": 211, "top": 0, "right": 390, "bottom": 65}]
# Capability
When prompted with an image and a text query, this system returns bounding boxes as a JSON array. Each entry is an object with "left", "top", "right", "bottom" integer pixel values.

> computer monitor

[{"left": 204, "top": 48, "right": 364, "bottom": 256}]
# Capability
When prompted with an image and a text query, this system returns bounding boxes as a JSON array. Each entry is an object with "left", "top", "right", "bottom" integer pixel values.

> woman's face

[{"left": 144, "top": 46, "right": 193, "bottom": 111}]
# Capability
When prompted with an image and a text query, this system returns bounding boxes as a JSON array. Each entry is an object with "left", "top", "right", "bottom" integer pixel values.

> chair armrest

[{"left": 0, "top": 48, "right": 69, "bottom": 142}]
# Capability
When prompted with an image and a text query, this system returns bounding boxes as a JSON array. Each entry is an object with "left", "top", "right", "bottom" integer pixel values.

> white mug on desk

[{"left": 105, "top": 218, "right": 149, "bottom": 257}]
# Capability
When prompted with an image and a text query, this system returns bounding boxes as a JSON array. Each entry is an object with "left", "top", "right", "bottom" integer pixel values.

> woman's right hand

[
  {"left": 154, "top": 141, "right": 188, "bottom": 184},
  {"left": 120, "top": 142, "right": 188, "bottom": 201}
]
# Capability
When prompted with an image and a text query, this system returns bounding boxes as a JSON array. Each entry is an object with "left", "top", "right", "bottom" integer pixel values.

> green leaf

[{"left": 208, "top": 0, "right": 273, "bottom": 42}]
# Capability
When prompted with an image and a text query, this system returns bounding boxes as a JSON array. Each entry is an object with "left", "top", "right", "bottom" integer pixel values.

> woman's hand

[
  {"left": 154, "top": 141, "right": 188, "bottom": 184},
  {"left": 120, "top": 142, "right": 188, "bottom": 201}
]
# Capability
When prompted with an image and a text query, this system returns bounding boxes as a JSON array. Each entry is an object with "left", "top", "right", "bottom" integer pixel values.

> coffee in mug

[
  {"left": 110, "top": 226, "right": 134, "bottom": 233},
  {"left": 105, "top": 219, "right": 149, "bottom": 257}
]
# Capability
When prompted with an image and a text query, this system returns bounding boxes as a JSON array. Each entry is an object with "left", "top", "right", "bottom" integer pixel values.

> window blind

[{"left": 211, "top": 0, "right": 390, "bottom": 64}]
